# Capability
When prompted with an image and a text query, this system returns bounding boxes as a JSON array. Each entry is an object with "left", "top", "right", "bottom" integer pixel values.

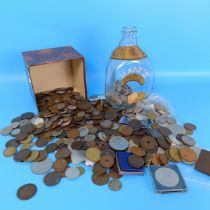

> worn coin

[
  {"left": 78, "top": 127, "right": 89, "bottom": 137},
  {"left": 45, "top": 143, "right": 57, "bottom": 153},
  {"left": 3, "top": 147, "right": 16, "bottom": 157},
  {"left": 108, "top": 179, "right": 122, "bottom": 191},
  {"left": 181, "top": 135, "right": 196, "bottom": 147},
  {"left": 128, "top": 154, "right": 144, "bottom": 168},
  {"left": 68, "top": 128, "right": 80, "bottom": 138},
  {"left": 36, "top": 137, "right": 48, "bottom": 147},
  {"left": 100, "top": 155, "right": 114, "bottom": 168},
  {"left": 100, "top": 120, "right": 113, "bottom": 129},
  {"left": 86, "top": 148, "right": 101, "bottom": 162},
  {"left": 14, "top": 149, "right": 31, "bottom": 162},
  {"left": 5, "top": 139, "right": 20, "bottom": 148},
  {"left": 118, "top": 125, "right": 133, "bottom": 136},
  {"left": 109, "top": 136, "right": 128, "bottom": 151},
  {"left": 105, "top": 110, "right": 118, "bottom": 120},
  {"left": 65, "top": 167, "right": 80, "bottom": 179},
  {"left": 31, "top": 158, "right": 53, "bottom": 175},
  {"left": 92, "top": 162, "right": 106, "bottom": 175},
  {"left": 141, "top": 136, "right": 157, "bottom": 150},
  {"left": 78, "top": 166, "right": 85, "bottom": 176},
  {"left": 43, "top": 171, "right": 62, "bottom": 186},
  {"left": 53, "top": 158, "right": 68, "bottom": 172},
  {"left": 1, "top": 126, "right": 12, "bottom": 135},
  {"left": 24, "top": 150, "right": 40, "bottom": 162},
  {"left": 184, "top": 123, "right": 197, "bottom": 131},
  {"left": 179, "top": 147, "right": 197, "bottom": 164},
  {"left": 16, "top": 183, "right": 37, "bottom": 200},
  {"left": 169, "top": 146, "right": 181, "bottom": 162},
  {"left": 35, "top": 150, "right": 48, "bottom": 162},
  {"left": 92, "top": 172, "right": 110, "bottom": 186},
  {"left": 130, "top": 146, "right": 146, "bottom": 157}
]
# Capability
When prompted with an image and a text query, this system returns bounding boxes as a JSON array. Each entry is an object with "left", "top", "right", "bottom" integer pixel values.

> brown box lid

[{"left": 22, "top": 46, "right": 87, "bottom": 109}]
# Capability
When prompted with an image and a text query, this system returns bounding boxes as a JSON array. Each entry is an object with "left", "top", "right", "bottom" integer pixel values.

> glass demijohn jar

[{"left": 105, "top": 26, "right": 154, "bottom": 108}]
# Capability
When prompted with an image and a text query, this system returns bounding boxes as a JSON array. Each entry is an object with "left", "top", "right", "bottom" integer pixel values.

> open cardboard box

[{"left": 22, "top": 46, "right": 87, "bottom": 111}]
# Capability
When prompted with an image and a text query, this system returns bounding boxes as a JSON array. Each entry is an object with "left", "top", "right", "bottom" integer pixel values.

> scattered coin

[
  {"left": 108, "top": 179, "right": 122, "bottom": 191},
  {"left": 16, "top": 183, "right": 37, "bottom": 200},
  {"left": 92, "top": 172, "right": 110, "bottom": 186},
  {"left": 3, "top": 147, "right": 16, "bottom": 157},
  {"left": 43, "top": 171, "right": 62, "bottom": 186},
  {"left": 128, "top": 154, "right": 144, "bottom": 168},
  {"left": 65, "top": 167, "right": 80, "bottom": 179},
  {"left": 31, "top": 158, "right": 53, "bottom": 175}
]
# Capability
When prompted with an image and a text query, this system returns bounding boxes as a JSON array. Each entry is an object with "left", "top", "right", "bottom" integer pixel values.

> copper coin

[
  {"left": 130, "top": 146, "right": 146, "bottom": 157},
  {"left": 151, "top": 153, "right": 161, "bottom": 165},
  {"left": 53, "top": 158, "right": 68, "bottom": 172},
  {"left": 118, "top": 125, "right": 133, "bottom": 136},
  {"left": 100, "top": 155, "right": 114, "bottom": 168},
  {"left": 159, "top": 153, "right": 168, "bottom": 165},
  {"left": 68, "top": 128, "right": 80, "bottom": 138},
  {"left": 45, "top": 143, "right": 57, "bottom": 153},
  {"left": 92, "top": 172, "right": 110, "bottom": 186},
  {"left": 36, "top": 150, "right": 48, "bottom": 162},
  {"left": 5, "top": 139, "right": 20, "bottom": 148},
  {"left": 77, "top": 101, "right": 91, "bottom": 110},
  {"left": 22, "top": 124, "right": 35, "bottom": 134},
  {"left": 56, "top": 147, "right": 71, "bottom": 159},
  {"left": 179, "top": 147, "right": 197, "bottom": 164},
  {"left": 14, "top": 149, "right": 31, "bottom": 162},
  {"left": 86, "top": 147, "right": 101, "bottom": 162},
  {"left": 85, "top": 140, "right": 96, "bottom": 148},
  {"left": 15, "top": 132, "right": 28, "bottom": 141},
  {"left": 24, "top": 150, "right": 40, "bottom": 162},
  {"left": 36, "top": 137, "right": 48, "bottom": 147},
  {"left": 158, "top": 127, "right": 172, "bottom": 137},
  {"left": 109, "top": 168, "right": 122, "bottom": 179},
  {"left": 128, "top": 154, "right": 144, "bottom": 168},
  {"left": 157, "top": 136, "right": 170, "bottom": 150},
  {"left": 17, "top": 183, "right": 37, "bottom": 200},
  {"left": 92, "top": 162, "right": 106, "bottom": 175},
  {"left": 3, "top": 147, "right": 16, "bottom": 157},
  {"left": 71, "top": 141, "right": 83, "bottom": 150},
  {"left": 43, "top": 171, "right": 62, "bottom": 186},
  {"left": 141, "top": 136, "right": 157, "bottom": 150}
]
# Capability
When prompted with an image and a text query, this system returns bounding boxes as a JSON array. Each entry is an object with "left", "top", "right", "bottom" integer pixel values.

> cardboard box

[{"left": 22, "top": 46, "right": 87, "bottom": 111}]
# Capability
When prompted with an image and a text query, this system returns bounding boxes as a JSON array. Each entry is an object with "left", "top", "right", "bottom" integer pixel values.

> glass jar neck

[{"left": 119, "top": 26, "right": 138, "bottom": 46}]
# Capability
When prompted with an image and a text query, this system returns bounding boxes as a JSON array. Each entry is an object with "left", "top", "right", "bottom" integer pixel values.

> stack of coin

[{"left": 0, "top": 87, "right": 200, "bottom": 197}]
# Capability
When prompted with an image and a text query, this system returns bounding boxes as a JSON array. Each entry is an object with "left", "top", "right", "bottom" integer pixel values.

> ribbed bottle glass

[{"left": 105, "top": 26, "right": 154, "bottom": 108}]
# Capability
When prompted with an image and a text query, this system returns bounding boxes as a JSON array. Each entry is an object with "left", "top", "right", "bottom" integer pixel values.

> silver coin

[
  {"left": 167, "top": 124, "right": 186, "bottom": 136},
  {"left": 19, "top": 119, "right": 29, "bottom": 127},
  {"left": 98, "top": 132, "right": 108, "bottom": 141},
  {"left": 65, "top": 167, "right": 80, "bottom": 179},
  {"left": 181, "top": 135, "right": 196, "bottom": 146},
  {"left": 31, "top": 117, "right": 44, "bottom": 127},
  {"left": 78, "top": 127, "right": 89, "bottom": 137},
  {"left": 84, "top": 134, "right": 96, "bottom": 141},
  {"left": 10, "top": 121, "right": 19, "bottom": 129},
  {"left": 109, "top": 136, "right": 128, "bottom": 151},
  {"left": 155, "top": 167, "right": 179, "bottom": 187},
  {"left": 155, "top": 115, "right": 167, "bottom": 124},
  {"left": 31, "top": 158, "right": 53, "bottom": 175},
  {"left": 1, "top": 126, "right": 13, "bottom": 135},
  {"left": 11, "top": 128, "right": 21, "bottom": 136},
  {"left": 108, "top": 179, "right": 122, "bottom": 191},
  {"left": 100, "top": 120, "right": 113, "bottom": 129}
]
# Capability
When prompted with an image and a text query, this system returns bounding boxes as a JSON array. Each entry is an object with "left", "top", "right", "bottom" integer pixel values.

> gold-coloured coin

[
  {"left": 147, "top": 112, "right": 157, "bottom": 120},
  {"left": 78, "top": 167, "right": 85, "bottom": 176},
  {"left": 3, "top": 147, "right": 16, "bottom": 157},
  {"left": 169, "top": 146, "right": 181, "bottom": 162},
  {"left": 86, "top": 147, "right": 101, "bottom": 162},
  {"left": 24, "top": 150, "right": 40, "bottom": 162},
  {"left": 20, "top": 143, "right": 31, "bottom": 150}
]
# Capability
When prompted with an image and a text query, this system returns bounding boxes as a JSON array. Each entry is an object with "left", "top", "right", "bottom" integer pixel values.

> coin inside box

[{"left": 22, "top": 46, "right": 87, "bottom": 112}]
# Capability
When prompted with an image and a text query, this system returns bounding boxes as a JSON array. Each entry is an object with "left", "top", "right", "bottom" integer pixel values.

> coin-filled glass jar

[{"left": 105, "top": 26, "right": 154, "bottom": 108}]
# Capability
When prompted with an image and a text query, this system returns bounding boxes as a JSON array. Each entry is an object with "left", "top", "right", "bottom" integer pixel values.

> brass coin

[
  {"left": 180, "top": 147, "right": 197, "bottom": 164},
  {"left": 24, "top": 150, "right": 40, "bottom": 162},
  {"left": 53, "top": 158, "right": 68, "bottom": 172},
  {"left": 3, "top": 147, "right": 16, "bottom": 157},
  {"left": 100, "top": 155, "right": 114, "bottom": 168},
  {"left": 92, "top": 172, "right": 110, "bottom": 186},
  {"left": 86, "top": 147, "right": 101, "bottom": 162},
  {"left": 130, "top": 146, "right": 146, "bottom": 157},
  {"left": 169, "top": 146, "right": 181, "bottom": 162},
  {"left": 78, "top": 166, "right": 85, "bottom": 176}
]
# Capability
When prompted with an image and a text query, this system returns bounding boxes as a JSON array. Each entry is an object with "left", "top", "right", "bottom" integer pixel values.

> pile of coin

[{"left": 0, "top": 87, "right": 199, "bottom": 199}]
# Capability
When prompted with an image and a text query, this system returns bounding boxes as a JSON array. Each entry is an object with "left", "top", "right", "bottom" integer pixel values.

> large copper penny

[
  {"left": 53, "top": 158, "right": 68, "bottom": 172},
  {"left": 43, "top": 171, "right": 62, "bottom": 186},
  {"left": 141, "top": 136, "right": 157, "bottom": 150},
  {"left": 68, "top": 128, "right": 80, "bottom": 138},
  {"left": 118, "top": 125, "right": 133, "bottom": 136},
  {"left": 128, "top": 154, "right": 144, "bottom": 168},
  {"left": 180, "top": 147, "right": 197, "bottom": 164},
  {"left": 92, "top": 162, "right": 106, "bottom": 175},
  {"left": 169, "top": 146, "right": 181, "bottom": 162},
  {"left": 17, "top": 183, "right": 37, "bottom": 200}
]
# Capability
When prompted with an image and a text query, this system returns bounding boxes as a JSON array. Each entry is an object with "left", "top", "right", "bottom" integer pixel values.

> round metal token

[
  {"left": 181, "top": 135, "right": 196, "bottom": 146},
  {"left": 43, "top": 171, "right": 62, "bottom": 186},
  {"left": 3, "top": 147, "right": 16, "bottom": 157},
  {"left": 92, "top": 172, "right": 110, "bottom": 186},
  {"left": 100, "top": 155, "right": 114, "bottom": 168},
  {"left": 14, "top": 149, "right": 31, "bottom": 162},
  {"left": 86, "top": 147, "right": 101, "bottom": 162},
  {"left": 109, "top": 136, "right": 128, "bottom": 151},
  {"left": 128, "top": 154, "right": 144, "bottom": 168},
  {"left": 155, "top": 167, "right": 180, "bottom": 187},
  {"left": 17, "top": 183, "right": 37, "bottom": 200},
  {"left": 31, "top": 158, "right": 53, "bottom": 175},
  {"left": 108, "top": 179, "right": 122, "bottom": 191},
  {"left": 65, "top": 167, "right": 80, "bottom": 179}
]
